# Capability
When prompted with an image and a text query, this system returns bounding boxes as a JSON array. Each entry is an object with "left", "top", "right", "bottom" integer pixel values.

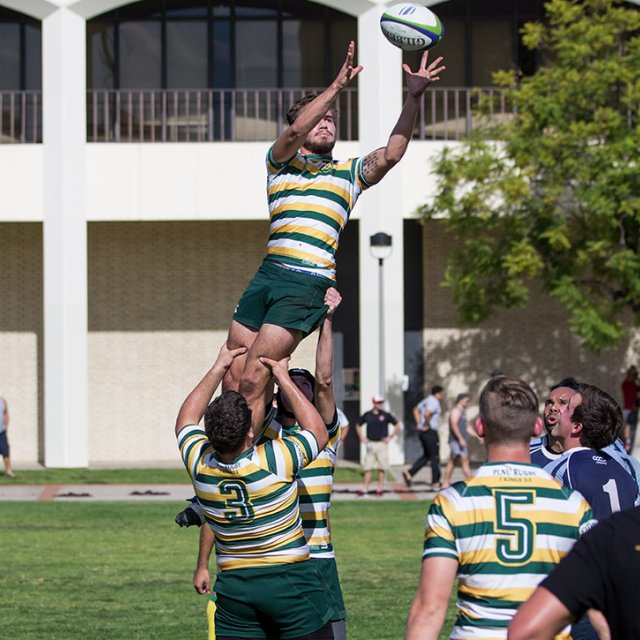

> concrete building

[{"left": 0, "top": 0, "right": 638, "bottom": 468}]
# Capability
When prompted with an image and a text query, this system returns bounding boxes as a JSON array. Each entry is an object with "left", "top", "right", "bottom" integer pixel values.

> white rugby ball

[{"left": 380, "top": 3, "right": 444, "bottom": 52}]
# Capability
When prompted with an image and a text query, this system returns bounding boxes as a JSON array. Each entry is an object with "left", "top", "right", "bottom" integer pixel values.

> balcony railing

[
  {"left": 0, "top": 87, "right": 516, "bottom": 145},
  {"left": 0, "top": 91, "right": 42, "bottom": 143},
  {"left": 86, "top": 87, "right": 515, "bottom": 143}
]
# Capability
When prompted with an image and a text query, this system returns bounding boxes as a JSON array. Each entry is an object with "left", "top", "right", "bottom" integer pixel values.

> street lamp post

[{"left": 369, "top": 232, "right": 393, "bottom": 396}]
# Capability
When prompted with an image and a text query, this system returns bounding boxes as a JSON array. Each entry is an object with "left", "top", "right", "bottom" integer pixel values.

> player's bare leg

[
  {"left": 223, "top": 320, "right": 258, "bottom": 393},
  {"left": 238, "top": 323, "right": 304, "bottom": 431}
]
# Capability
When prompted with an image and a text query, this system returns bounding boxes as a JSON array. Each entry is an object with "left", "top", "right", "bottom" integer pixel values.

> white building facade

[{"left": 1, "top": 0, "right": 638, "bottom": 468}]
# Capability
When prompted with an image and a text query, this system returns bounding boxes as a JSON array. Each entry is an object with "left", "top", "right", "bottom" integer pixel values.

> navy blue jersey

[
  {"left": 529, "top": 435, "right": 562, "bottom": 468},
  {"left": 547, "top": 447, "right": 639, "bottom": 520}
]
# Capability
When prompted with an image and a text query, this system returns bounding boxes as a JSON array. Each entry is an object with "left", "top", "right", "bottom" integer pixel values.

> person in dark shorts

[{"left": 0, "top": 396, "right": 13, "bottom": 478}]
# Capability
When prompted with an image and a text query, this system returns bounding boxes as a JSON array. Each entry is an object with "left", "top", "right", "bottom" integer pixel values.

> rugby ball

[{"left": 380, "top": 3, "right": 444, "bottom": 52}]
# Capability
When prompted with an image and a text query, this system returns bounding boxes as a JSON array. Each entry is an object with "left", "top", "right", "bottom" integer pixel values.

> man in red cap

[{"left": 355, "top": 394, "right": 401, "bottom": 497}]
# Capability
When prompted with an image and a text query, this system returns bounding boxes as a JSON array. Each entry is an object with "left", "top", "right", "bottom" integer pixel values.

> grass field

[{"left": 2, "top": 500, "right": 456, "bottom": 639}]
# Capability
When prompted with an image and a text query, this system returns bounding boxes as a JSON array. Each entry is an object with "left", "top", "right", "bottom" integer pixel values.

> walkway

[{"left": 0, "top": 467, "right": 459, "bottom": 502}]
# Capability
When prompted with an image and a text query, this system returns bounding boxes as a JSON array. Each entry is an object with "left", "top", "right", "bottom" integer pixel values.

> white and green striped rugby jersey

[
  {"left": 265, "top": 147, "right": 372, "bottom": 281},
  {"left": 178, "top": 424, "right": 320, "bottom": 571},
  {"left": 423, "top": 463, "right": 595, "bottom": 640},
  {"left": 260, "top": 414, "right": 341, "bottom": 559}
]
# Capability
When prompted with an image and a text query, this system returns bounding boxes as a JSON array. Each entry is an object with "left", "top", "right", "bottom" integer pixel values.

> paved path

[{"left": 0, "top": 467, "right": 457, "bottom": 502}]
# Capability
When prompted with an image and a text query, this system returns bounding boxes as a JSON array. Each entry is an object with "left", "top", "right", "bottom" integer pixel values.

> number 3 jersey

[
  {"left": 423, "top": 463, "right": 594, "bottom": 640},
  {"left": 545, "top": 447, "right": 640, "bottom": 520},
  {"left": 178, "top": 424, "right": 320, "bottom": 571}
]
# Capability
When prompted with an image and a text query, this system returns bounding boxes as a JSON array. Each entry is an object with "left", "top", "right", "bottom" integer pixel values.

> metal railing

[
  {"left": 0, "top": 91, "right": 42, "bottom": 143},
  {"left": 0, "top": 87, "right": 516, "bottom": 144},
  {"left": 86, "top": 86, "right": 515, "bottom": 143},
  {"left": 86, "top": 87, "right": 358, "bottom": 143}
]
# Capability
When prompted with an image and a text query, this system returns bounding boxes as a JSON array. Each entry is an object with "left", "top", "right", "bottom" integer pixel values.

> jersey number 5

[
  {"left": 219, "top": 481, "right": 255, "bottom": 522},
  {"left": 494, "top": 490, "right": 535, "bottom": 565}
]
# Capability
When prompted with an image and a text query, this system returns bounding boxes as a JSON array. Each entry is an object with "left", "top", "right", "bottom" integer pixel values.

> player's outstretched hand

[
  {"left": 324, "top": 287, "right": 342, "bottom": 315},
  {"left": 403, "top": 51, "right": 445, "bottom": 98},
  {"left": 215, "top": 342, "right": 247, "bottom": 371},
  {"left": 259, "top": 355, "right": 291, "bottom": 383},
  {"left": 333, "top": 41, "right": 363, "bottom": 91}
]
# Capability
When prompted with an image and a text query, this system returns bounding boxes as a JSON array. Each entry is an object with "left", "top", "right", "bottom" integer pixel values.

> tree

[{"left": 421, "top": 0, "right": 640, "bottom": 350}]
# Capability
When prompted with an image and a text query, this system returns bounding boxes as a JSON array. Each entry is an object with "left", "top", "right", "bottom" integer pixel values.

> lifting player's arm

[
  {"left": 406, "top": 556, "right": 458, "bottom": 640},
  {"left": 260, "top": 356, "right": 329, "bottom": 451},
  {"left": 193, "top": 525, "right": 215, "bottom": 595},
  {"left": 271, "top": 41, "right": 362, "bottom": 164},
  {"left": 360, "top": 51, "right": 445, "bottom": 186},
  {"left": 175, "top": 343, "right": 247, "bottom": 435},
  {"left": 314, "top": 288, "right": 341, "bottom": 424}
]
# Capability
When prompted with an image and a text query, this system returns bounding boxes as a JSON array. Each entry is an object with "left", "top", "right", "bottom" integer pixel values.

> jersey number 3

[
  {"left": 219, "top": 481, "right": 255, "bottom": 522},
  {"left": 494, "top": 490, "right": 535, "bottom": 565}
]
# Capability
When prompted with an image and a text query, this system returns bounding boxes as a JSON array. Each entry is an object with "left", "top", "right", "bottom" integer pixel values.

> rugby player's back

[{"left": 423, "top": 462, "right": 594, "bottom": 639}]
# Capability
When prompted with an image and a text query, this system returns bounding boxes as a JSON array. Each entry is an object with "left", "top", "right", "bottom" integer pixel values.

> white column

[
  {"left": 42, "top": 7, "right": 88, "bottom": 466},
  {"left": 357, "top": 8, "right": 406, "bottom": 465}
]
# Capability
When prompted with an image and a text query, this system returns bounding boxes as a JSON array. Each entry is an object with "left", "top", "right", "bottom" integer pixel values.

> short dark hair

[
  {"left": 431, "top": 385, "right": 444, "bottom": 395},
  {"left": 204, "top": 391, "right": 252, "bottom": 455},
  {"left": 479, "top": 376, "right": 539, "bottom": 445},
  {"left": 572, "top": 383, "right": 622, "bottom": 449},
  {"left": 549, "top": 377, "right": 580, "bottom": 392},
  {"left": 455, "top": 392, "right": 469, "bottom": 404},
  {"left": 286, "top": 92, "right": 338, "bottom": 126}
]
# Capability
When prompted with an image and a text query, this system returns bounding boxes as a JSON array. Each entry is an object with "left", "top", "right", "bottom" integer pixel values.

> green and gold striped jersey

[
  {"left": 423, "top": 463, "right": 595, "bottom": 640},
  {"left": 260, "top": 414, "right": 341, "bottom": 559},
  {"left": 265, "top": 147, "right": 371, "bottom": 281},
  {"left": 177, "top": 424, "right": 320, "bottom": 571}
]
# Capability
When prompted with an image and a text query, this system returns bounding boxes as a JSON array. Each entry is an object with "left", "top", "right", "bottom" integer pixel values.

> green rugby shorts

[
  {"left": 213, "top": 561, "right": 333, "bottom": 639},
  {"left": 233, "top": 260, "right": 333, "bottom": 337},
  {"left": 312, "top": 557, "right": 346, "bottom": 621}
]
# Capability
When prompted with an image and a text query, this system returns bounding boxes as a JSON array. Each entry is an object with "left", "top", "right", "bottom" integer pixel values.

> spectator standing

[
  {"left": 405, "top": 376, "right": 595, "bottom": 640},
  {"left": 403, "top": 386, "right": 444, "bottom": 489},
  {"left": 0, "top": 396, "right": 13, "bottom": 478},
  {"left": 441, "top": 393, "right": 472, "bottom": 488},
  {"left": 356, "top": 395, "right": 401, "bottom": 497}
]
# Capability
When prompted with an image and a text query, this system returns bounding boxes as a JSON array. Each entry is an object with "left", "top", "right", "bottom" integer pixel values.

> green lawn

[
  {"left": 0, "top": 465, "right": 364, "bottom": 485},
  {"left": 1, "top": 500, "right": 456, "bottom": 639}
]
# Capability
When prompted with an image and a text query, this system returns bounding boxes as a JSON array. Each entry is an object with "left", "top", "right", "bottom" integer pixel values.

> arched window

[{"left": 87, "top": 0, "right": 356, "bottom": 90}]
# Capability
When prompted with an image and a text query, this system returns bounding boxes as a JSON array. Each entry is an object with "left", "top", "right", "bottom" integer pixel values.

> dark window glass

[
  {"left": 235, "top": 0, "right": 278, "bottom": 18},
  {"left": 212, "top": 20, "right": 232, "bottom": 87},
  {"left": 165, "top": 0, "right": 207, "bottom": 18},
  {"left": 119, "top": 21, "right": 162, "bottom": 88},
  {"left": 25, "top": 24, "right": 42, "bottom": 91},
  {"left": 472, "top": 19, "right": 512, "bottom": 85},
  {"left": 88, "top": 22, "right": 115, "bottom": 89},
  {"left": 235, "top": 21, "right": 276, "bottom": 87},
  {"left": 167, "top": 21, "right": 207, "bottom": 88},
  {"left": 0, "top": 23, "right": 20, "bottom": 90},
  {"left": 283, "top": 20, "right": 323, "bottom": 87}
]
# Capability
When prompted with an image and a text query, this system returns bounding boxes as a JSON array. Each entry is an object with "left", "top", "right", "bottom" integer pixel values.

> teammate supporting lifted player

[{"left": 223, "top": 41, "right": 445, "bottom": 430}]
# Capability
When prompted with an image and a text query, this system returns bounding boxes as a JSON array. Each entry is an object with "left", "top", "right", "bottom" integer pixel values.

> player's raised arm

[
  {"left": 361, "top": 51, "right": 445, "bottom": 186},
  {"left": 314, "top": 288, "right": 341, "bottom": 424},
  {"left": 261, "top": 355, "right": 328, "bottom": 450},
  {"left": 271, "top": 41, "right": 362, "bottom": 164},
  {"left": 175, "top": 343, "right": 247, "bottom": 435}
]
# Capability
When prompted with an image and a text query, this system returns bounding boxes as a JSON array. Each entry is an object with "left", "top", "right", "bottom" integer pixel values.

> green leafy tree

[{"left": 422, "top": 0, "right": 640, "bottom": 350}]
